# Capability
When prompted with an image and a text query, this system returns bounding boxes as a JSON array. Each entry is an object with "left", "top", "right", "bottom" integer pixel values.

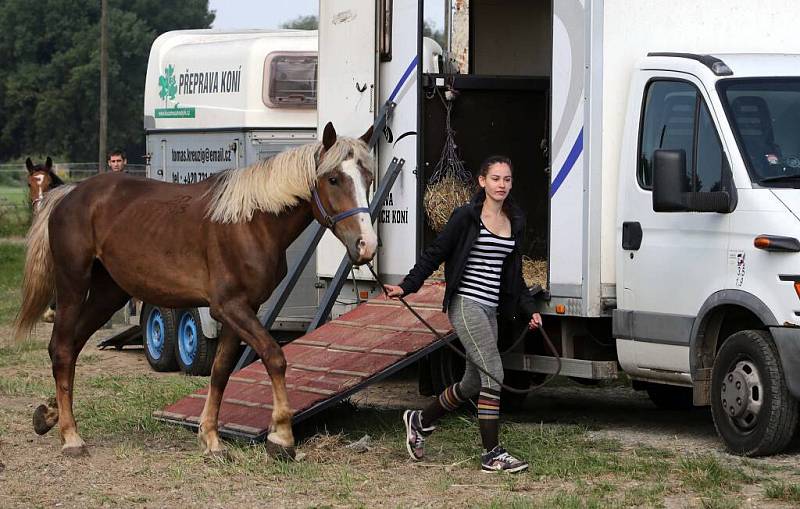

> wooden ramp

[{"left": 154, "top": 283, "right": 451, "bottom": 441}]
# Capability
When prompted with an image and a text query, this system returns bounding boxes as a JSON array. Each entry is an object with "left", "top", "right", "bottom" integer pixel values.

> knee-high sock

[
  {"left": 477, "top": 387, "right": 501, "bottom": 451},
  {"left": 421, "top": 383, "right": 465, "bottom": 428}
]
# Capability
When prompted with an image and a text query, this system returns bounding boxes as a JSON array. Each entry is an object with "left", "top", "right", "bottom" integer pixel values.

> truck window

[
  {"left": 263, "top": 52, "right": 317, "bottom": 108},
  {"left": 639, "top": 80, "right": 726, "bottom": 193}
]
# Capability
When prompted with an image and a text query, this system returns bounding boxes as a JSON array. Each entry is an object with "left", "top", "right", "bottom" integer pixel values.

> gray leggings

[{"left": 447, "top": 294, "right": 504, "bottom": 396}]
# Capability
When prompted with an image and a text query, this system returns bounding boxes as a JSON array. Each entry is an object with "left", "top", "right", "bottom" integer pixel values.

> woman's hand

[
  {"left": 383, "top": 284, "right": 405, "bottom": 299},
  {"left": 528, "top": 313, "right": 543, "bottom": 330}
]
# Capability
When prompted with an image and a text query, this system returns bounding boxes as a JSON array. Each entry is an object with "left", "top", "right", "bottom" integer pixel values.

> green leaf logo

[{"left": 158, "top": 64, "right": 177, "bottom": 102}]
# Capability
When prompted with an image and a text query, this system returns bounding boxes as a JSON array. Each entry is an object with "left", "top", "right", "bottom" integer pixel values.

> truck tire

[
  {"left": 711, "top": 329, "right": 798, "bottom": 456},
  {"left": 645, "top": 383, "right": 694, "bottom": 410},
  {"left": 176, "top": 308, "right": 217, "bottom": 376},
  {"left": 142, "top": 305, "right": 179, "bottom": 372}
]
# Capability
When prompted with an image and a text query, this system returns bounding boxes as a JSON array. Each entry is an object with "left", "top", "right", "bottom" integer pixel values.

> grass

[
  {"left": 0, "top": 185, "right": 30, "bottom": 237},
  {"left": 0, "top": 243, "right": 25, "bottom": 324},
  {"left": 678, "top": 454, "right": 756, "bottom": 507},
  {"left": 764, "top": 481, "right": 800, "bottom": 503},
  {"left": 77, "top": 373, "right": 208, "bottom": 439}
]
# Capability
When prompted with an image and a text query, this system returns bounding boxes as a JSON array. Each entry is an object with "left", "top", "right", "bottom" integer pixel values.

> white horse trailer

[
  {"left": 317, "top": 0, "right": 800, "bottom": 456},
  {"left": 136, "top": 29, "right": 319, "bottom": 375}
]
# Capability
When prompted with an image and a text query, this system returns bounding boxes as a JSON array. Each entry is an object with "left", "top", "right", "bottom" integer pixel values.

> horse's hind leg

[
  {"left": 45, "top": 262, "right": 129, "bottom": 456},
  {"left": 211, "top": 299, "right": 294, "bottom": 454},
  {"left": 197, "top": 325, "right": 239, "bottom": 458}
]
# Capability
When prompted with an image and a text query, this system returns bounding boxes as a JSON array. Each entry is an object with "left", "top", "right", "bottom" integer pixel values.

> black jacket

[{"left": 399, "top": 190, "right": 537, "bottom": 321}]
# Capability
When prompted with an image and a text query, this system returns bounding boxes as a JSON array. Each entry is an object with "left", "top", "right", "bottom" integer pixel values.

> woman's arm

[{"left": 396, "top": 207, "right": 466, "bottom": 296}]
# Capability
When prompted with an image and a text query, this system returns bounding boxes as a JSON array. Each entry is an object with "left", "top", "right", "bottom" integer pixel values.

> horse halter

[{"left": 311, "top": 186, "right": 369, "bottom": 229}]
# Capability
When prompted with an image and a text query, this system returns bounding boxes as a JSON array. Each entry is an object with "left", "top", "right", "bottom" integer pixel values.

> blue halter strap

[{"left": 311, "top": 186, "right": 369, "bottom": 229}]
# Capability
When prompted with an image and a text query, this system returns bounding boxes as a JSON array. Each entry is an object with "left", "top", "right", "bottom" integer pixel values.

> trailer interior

[{"left": 420, "top": 0, "right": 552, "bottom": 261}]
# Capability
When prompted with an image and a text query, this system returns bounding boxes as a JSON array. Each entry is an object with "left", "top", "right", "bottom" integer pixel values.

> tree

[
  {"left": 423, "top": 19, "right": 446, "bottom": 49},
  {"left": 280, "top": 15, "right": 318, "bottom": 30},
  {"left": 0, "top": 0, "right": 215, "bottom": 164}
]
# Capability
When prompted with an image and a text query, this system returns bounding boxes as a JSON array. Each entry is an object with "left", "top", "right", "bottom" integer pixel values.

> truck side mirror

[
  {"left": 652, "top": 149, "right": 689, "bottom": 212},
  {"left": 652, "top": 149, "right": 734, "bottom": 213}
]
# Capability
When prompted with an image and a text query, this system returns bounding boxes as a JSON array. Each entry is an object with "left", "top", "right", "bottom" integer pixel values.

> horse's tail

[{"left": 14, "top": 184, "right": 76, "bottom": 341}]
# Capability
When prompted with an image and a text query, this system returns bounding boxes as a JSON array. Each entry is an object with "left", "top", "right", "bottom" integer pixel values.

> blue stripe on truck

[{"left": 549, "top": 128, "right": 584, "bottom": 198}]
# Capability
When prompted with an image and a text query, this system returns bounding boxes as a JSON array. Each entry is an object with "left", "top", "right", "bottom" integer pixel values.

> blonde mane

[{"left": 206, "top": 136, "right": 372, "bottom": 223}]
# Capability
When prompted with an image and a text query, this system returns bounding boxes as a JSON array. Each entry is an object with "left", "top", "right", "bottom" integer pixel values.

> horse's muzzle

[{"left": 350, "top": 234, "right": 377, "bottom": 265}]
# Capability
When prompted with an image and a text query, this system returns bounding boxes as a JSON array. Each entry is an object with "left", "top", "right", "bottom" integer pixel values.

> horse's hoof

[
  {"left": 61, "top": 445, "right": 89, "bottom": 458},
  {"left": 41, "top": 309, "right": 55, "bottom": 323},
  {"left": 32, "top": 405, "right": 55, "bottom": 435},
  {"left": 266, "top": 436, "right": 296, "bottom": 461},
  {"left": 203, "top": 448, "right": 231, "bottom": 463}
]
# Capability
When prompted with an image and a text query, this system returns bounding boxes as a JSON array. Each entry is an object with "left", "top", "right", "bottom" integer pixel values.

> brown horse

[
  {"left": 14, "top": 123, "right": 376, "bottom": 457},
  {"left": 25, "top": 157, "right": 64, "bottom": 322},
  {"left": 25, "top": 157, "right": 64, "bottom": 212}
]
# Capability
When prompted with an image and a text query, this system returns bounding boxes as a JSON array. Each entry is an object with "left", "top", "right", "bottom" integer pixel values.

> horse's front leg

[
  {"left": 198, "top": 325, "right": 239, "bottom": 458},
  {"left": 210, "top": 299, "right": 294, "bottom": 455}
]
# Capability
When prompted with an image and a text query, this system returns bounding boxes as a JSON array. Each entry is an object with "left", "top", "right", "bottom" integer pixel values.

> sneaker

[
  {"left": 402, "top": 410, "right": 435, "bottom": 461},
  {"left": 481, "top": 446, "right": 529, "bottom": 473}
]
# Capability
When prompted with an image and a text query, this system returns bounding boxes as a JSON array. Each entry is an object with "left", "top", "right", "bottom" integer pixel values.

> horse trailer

[
  {"left": 136, "top": 29, "right": 319, "bottom": 374},
  {"left": 312, "top": 0, "right": 800, "bottom": 456}
]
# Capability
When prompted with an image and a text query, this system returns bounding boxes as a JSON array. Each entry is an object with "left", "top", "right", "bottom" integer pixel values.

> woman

[{"left": 384, "top": 155, "right": 542, "bottom": 473}]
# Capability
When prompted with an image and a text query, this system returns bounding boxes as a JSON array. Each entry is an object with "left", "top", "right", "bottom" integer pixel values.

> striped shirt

[{"left": 456, "top": 221, "right": 515, "bottom": 307}]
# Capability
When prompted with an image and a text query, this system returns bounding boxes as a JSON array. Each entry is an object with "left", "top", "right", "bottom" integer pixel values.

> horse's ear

[
  {"left": 45, "top": 157, "right": 52, "bottom": 170},
  {"left": 322, "top": 122, "right": 337, "bottom": 151},
  {"left": 359, "top": 125, "right": 374, "bottom": 146},
  {"left": 25, "top": 157, "right": 34, "bottom": 174}
]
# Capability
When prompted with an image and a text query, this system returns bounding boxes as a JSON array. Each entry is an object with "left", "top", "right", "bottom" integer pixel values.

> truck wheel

[
  {"left": 142, "top": 305, "right": 179, "bottom": 372},
  {"left": 645, "top": 383, "right": 694, "bottom": 410},
  {"left": 711, "top": 330, "right": 798, "bottom": 456},
  {"left": 176, "top": 308, "right": 217, "bottom": 376}
]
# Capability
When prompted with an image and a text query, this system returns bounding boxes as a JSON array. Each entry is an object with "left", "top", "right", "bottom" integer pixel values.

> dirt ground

[{"left": 1, "top": 323, "right": 800, "bottom": 508}]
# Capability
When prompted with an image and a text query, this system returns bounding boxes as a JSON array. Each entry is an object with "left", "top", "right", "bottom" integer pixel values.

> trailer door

[{"left": 316, "top": 0, "right": 377, "bottom": 279}]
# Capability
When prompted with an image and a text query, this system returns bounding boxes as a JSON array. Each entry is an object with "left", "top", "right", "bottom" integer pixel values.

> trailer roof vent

[
  {"left": 648, "top": 52, "right": 733, "bottom": 76},
  {"left": 263, "top": 52, "right": 317, "bottom": 109}
]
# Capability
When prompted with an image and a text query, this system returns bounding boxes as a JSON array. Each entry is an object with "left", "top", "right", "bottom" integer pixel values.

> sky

[{"left": 208, "top": 0, "right": 443, "bottom": 30}]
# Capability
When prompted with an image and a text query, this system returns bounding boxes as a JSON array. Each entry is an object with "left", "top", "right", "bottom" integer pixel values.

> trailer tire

[
  {"left": 711, "top": 329, "right": 798, "bottom": 456},
  {"left": 645, "top": 383, "right": 694, "bottom": 410},
  {"left": 142, "top": 305, "right": 179, "bottom": 372},
  {"left": 176, "top": 308, "right": 217, "bottom": 376}
]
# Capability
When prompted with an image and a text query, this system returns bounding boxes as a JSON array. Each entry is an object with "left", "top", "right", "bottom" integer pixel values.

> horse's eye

[{"left": 328, "top": 177, "right": 338, "bottom": 185}]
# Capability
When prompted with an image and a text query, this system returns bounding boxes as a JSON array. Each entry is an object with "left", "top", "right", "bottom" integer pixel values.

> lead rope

[{"left": 364, "top": 264, "right": 561, "bottom": 394}]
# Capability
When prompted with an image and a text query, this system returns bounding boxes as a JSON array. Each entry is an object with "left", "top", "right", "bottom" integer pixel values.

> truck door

[
  {"left": 618, "top": 74, "right": 732, "bottom": 374},
  {"left": 316, "top": 0, "right": 377, "bottom": 280}
]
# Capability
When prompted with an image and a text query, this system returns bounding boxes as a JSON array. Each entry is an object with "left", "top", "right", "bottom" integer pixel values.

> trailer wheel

[
  {"left": 645, "top": 383, "right": 694, "bottom": 410},
  {"left": 711, "top": 330, "right": 798, "bottom": 456},
  {"left": 142, "top": 305, "right": 179, "bottom": 372},
  {"left": 176, "top": 308, "right": 217, "bottom": 376}
]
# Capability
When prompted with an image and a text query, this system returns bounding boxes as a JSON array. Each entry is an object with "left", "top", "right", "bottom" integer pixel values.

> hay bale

[
  {"left": 429, "top": 258, "right": 548, "bottom": 289},
  {"left": 523, "top": 257, "right": 548, "bottom": 289},
  {"left": 423, "top": 174, "right": 473, "bottom": 232}
]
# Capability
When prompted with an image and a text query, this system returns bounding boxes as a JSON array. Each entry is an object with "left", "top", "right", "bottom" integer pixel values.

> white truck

[
  {"left": 137, "top": 29, "right": 319, "bottom": 375},
  {"left": 316, "top": 0, "right": 800, "bottom": 456}
]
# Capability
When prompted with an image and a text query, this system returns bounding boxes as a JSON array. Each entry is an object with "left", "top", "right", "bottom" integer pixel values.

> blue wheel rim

[
  {"left": 146, "top": 308, "right": 165, "bottom": 360},
  {"left": 178, "top": 311, "right": 198, "bottom": 367}
]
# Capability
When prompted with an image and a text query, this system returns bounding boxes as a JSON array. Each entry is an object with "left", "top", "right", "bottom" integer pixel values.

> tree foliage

[
  {"left": 280, "top": 15, "right": 318, "bottom": 30},
  {"left": 0, "top": 0, "right": 214, "bottom": 164}
]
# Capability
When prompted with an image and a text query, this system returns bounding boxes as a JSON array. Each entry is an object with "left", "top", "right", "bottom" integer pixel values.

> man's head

[{"left": 107, "top": 150, "right": 127, "bottom": 172}]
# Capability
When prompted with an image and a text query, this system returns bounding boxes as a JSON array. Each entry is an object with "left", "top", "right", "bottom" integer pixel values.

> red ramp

[{"left": 154, "top": 283, "right": 450, "bottom": 441}]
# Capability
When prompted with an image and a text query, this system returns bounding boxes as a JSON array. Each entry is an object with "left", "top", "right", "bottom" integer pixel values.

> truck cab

[{"left": 616, "top": 53, "right": 800, "bottom": 455}]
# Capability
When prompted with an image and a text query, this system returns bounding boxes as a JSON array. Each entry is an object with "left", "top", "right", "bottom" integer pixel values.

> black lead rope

[{"left": 364, "top": 264, "right": 562, "bottom": 395}]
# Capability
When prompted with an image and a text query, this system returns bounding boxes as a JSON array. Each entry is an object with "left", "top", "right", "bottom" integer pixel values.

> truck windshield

[{"left": 719, "top": 78, "right": 800, "bottom": 187}]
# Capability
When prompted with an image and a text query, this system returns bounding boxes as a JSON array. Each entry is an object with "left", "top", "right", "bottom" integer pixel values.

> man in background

[{"left": 107, "top": 149, "right": 127, "bottom": 173}]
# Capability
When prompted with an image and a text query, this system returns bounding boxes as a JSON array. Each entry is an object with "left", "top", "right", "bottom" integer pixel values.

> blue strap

[{"left": 312, "top": 187, "right": 368, "bottom": 228}]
